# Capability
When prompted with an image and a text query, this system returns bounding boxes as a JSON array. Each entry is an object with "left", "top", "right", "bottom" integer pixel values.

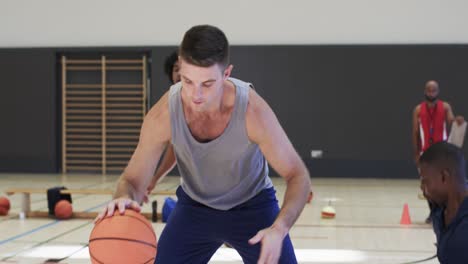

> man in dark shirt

[{"left": 419, "top": 142, "right": 468, "bottom": 263}]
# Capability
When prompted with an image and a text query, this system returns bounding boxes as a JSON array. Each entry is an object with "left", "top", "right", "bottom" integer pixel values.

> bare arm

[
  {"left": 94, "top": 92, "right": 171, "bottom": 221},
  {"left": 246, "top": 89, "right": 311, "bottom": 236},
  {"left": 114, "top": 92, "right": 171, "bottom": 203},
  {"left": 445, "top": 102, "right": 455, "bottom": 126},
  {"left": 412, "top": 105, "right": 421, "bottom": 164},
  {"left": 146, "top": 144, "right": 177, "bottom": 194}
]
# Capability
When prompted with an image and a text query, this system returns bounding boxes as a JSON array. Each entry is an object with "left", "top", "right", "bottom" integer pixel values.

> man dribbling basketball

[{"left": 96, "top": 24, "right": 311, "bottom": 264}]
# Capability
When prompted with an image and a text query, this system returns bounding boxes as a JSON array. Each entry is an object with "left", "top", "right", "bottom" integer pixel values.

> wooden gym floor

[{"left": 0, "top": 173, "right": 438, "bottom": 264}]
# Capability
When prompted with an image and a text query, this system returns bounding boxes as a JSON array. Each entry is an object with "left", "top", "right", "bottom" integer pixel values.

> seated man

[{"left": 419, "top": 142, "right": 468, "bottom": 263}]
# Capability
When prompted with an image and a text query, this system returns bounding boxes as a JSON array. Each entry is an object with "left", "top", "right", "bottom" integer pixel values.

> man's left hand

[{"left": 248, "top": 225, "right": 287, "bottom": 264}]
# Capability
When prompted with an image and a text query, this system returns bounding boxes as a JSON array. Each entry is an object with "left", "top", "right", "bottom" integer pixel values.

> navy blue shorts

[{"left": 155, "top": 186, "right": 297, "bottom": 263}]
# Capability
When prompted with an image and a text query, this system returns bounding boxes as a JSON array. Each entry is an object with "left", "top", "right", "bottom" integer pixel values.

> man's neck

[
  {"left": 444, "top": 187, "right": 468, "bottom": 226},
  {"left": 426, "top": 100, "right": 437, "bottom": 108}
]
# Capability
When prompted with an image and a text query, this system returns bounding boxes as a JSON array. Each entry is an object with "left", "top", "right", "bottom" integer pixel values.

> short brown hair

[{"left": 179, "top": 25, "right": 229, "bottom": 68}]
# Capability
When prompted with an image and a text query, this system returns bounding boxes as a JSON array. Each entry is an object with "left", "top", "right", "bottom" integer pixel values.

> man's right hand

[
  {"left": 146, "top": 178, "right": 157, "bottom": 196},
  {"left": 94, "top": 197, "right": 141, "bottom": 223},
  {"left": 455, "top": 115, "right": 465, "bottom": 126}
]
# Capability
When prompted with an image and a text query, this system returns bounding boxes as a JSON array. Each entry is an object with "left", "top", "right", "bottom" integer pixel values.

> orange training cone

[
  {"left": 400, "top": 203, "right": 412, "bottom": 225},
  {"left": 321, "top": 200, "right": 336, "bottom": 219}
]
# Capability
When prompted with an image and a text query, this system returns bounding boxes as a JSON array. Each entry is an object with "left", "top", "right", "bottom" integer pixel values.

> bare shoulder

[
  {"left": 443, "top": 101, "right": 452, "bottom": 110},
  {"left": 142, "top": 91, "right": 171, "bottom": 142},
  {"left": 245, "top": 88, "right": 277, "bottom": 143},
  {"left": 246, "top": 89, "right": 269, "bottom": 124},
  {"left": 413, "top": 104, "right": 421, "bottom": 114},
  {"left": 147, "top": 91, "right": 170, "bottom": 120}
]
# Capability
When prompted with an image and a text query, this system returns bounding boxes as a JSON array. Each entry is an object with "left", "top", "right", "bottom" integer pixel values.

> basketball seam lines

[
  {"left": 90, "top": 252, "right": 154, "bottom": 264},
  {"left": 89, "top": 237, "right": 157, "bottom": 249},
  {"left": 96, "top": 213, "right": 156, "bottom": 241},
  {"left": 125, "top": 214, "right": 155, "bottom": 234}
]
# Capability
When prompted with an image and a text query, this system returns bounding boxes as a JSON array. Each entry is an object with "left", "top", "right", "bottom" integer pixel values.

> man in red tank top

[{"left": 412, "top": 80, "right": 464, "bottom": 222}]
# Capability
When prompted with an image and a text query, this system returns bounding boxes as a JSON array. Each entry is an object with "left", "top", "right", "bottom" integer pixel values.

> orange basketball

[
  {"left": 0, "top": 196, "right": 10, "bottom": 216},
  {"left": 54, "top": 200, "right": 73, "bottom": 219},
  {"left": 89, "top": 209, "right": 157, "bottom": 264}
]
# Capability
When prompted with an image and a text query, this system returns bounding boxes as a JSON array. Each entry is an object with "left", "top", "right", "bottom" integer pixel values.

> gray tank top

[{"left": 168, "top": 77, "right": 273, "bottom": 210}]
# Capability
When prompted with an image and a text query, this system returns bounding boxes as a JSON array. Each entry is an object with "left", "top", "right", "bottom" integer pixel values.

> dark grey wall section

[
  {"left": 227, "top": 45, "right": 468, "bottom": 177},
  {"left": 229, "top": 45, "right": 468, "bottom": 161},
  {"left": 155, "top": 45, "right": 468, "bottom": 178},
  {"left": 1, "top": 45, "right": 468, "bottom": 177},
  {"left": 0, "top": 49, "right": 57, "bottom": 172}
]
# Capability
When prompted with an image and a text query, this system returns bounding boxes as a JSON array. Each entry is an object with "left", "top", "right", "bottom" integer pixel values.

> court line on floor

[
  {"left": 294, "top": 223, "right": 432, "bottom": 229},
  {"left": 0, "top": 200, "right": 109, "bottom": 247},
  {"left": 0, "top": 221, "right": 91, "bottom": 261}
]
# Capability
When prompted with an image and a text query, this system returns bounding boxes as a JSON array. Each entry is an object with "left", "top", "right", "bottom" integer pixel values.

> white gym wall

[{"left": 1, "top": 0, "right": 467, "bottom": 47}]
